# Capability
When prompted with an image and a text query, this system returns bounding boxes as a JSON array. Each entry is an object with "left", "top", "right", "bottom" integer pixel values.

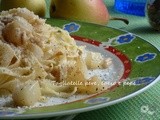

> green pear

[
  {"left": 0, "top": 0, "right": 46, "bottom": 17},
  {"left": 50, "top": 0, "right": 110, "bottom": 25},
  {"left": 147, "top": 0, "right": 160, "bottom": 31}
]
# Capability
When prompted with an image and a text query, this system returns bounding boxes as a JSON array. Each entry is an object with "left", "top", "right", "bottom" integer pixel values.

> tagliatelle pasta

[{"left": 0, "top": 8, "right": 112, "bottom": 107}]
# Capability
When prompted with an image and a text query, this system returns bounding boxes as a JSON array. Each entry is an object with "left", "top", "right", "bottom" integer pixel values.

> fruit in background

[
  {"left": 50, "top": 0, "right": 109, "bottom": 25},
  {"left": 147, "top": 0, "right": 160, "bottom": 31},
  {"left": 50, "top": 0, "right": 129, "bottom": 25},
  {"left": 0, "top": 0, "right": 46, "bottom": 17}
]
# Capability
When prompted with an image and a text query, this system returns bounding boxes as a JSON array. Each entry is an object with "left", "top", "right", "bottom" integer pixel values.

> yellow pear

[
  {"left": 50, "top": 0, "right": 129, "bottom": 25},
  {"left": 0, "top": 0, "right": 46, "bottom": 17},
  {"left": 50, "top": 0, "right": 110, "bottom": 25}
]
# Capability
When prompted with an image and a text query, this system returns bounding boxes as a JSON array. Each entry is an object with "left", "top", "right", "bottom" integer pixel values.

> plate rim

[
  {"left": 0, "top": 20, "right": 160, "bottom": 119},
  {"left": 1, "top": 75, "right": 159, "bottom": 120}
]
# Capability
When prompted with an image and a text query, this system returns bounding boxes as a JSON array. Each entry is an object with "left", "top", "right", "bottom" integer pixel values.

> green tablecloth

[{"left": 73, "top": 1, "right": 160, "bottom": 120}]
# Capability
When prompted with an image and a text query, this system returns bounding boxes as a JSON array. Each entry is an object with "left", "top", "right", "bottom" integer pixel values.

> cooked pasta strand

[{"left": 0, "top": 8, "right": 112, "bottom": 107}]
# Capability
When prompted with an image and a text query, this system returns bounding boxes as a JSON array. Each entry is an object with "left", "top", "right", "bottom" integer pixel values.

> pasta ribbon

[{"left": 0, "top": 8, "right": 112, "bottom": 107}]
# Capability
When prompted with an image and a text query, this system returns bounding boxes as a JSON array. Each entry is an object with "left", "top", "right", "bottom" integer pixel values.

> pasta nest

[{"left": 0, "top": 8, "right": 112, "bottom": 106}]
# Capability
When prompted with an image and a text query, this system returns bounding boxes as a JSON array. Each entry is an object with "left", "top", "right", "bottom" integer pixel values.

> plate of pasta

[{"left": 0, "top": 8, "right": 160, "bottom": 119}]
